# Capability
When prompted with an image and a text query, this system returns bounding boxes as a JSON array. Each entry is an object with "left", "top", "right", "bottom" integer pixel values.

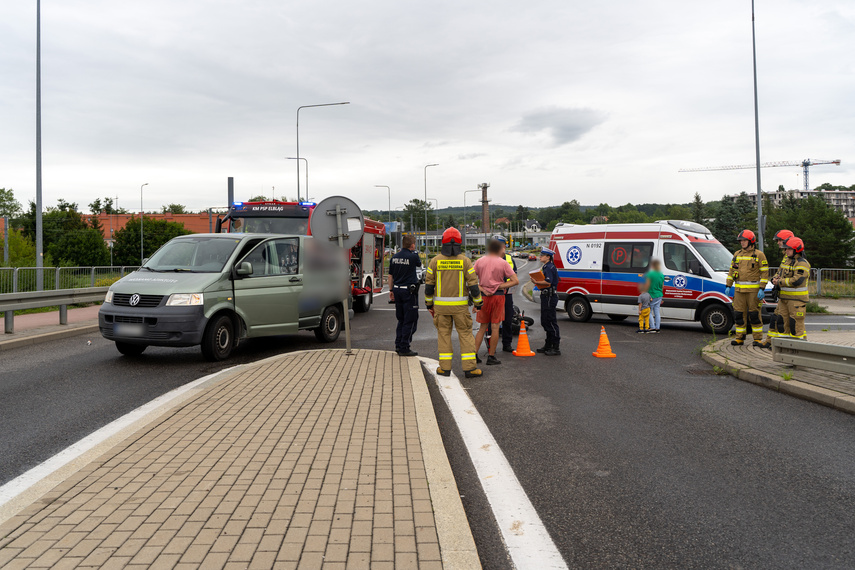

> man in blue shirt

[
  {"left": 529, "top": 247, "right": 561, "bottom": 356},
  {"left": 387, "top": 236, "right": 421, "bottom": 357}
]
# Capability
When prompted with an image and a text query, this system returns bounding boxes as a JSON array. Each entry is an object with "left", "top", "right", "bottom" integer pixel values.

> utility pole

[
  {"left": 751, "top": 0, "right": 764, "bottom": 250},
  {"left": 35, "top": 0, "right": 44, "bottom": 289}
]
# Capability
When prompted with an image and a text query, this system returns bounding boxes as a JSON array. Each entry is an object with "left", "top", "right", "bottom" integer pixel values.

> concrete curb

[
  {"left": 522, "top": 281, "right": 535, "bottom": 303},
  {"left": 407, "top": 357, "right": 481, "bottom": 569},
  {"left": 701, "top": 342, "right": 855, "bottom": 416},
  {"left": 0, "top": 323, "right": 99, "bottom": 352}
]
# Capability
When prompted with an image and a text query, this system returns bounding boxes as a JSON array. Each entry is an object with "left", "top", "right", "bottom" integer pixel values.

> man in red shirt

[{"left": 473, "top": 239, "right": 519, "bottom": 365}]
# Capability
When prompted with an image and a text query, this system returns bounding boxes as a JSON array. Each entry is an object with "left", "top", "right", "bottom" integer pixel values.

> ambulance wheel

[
  {"left": 115, "top": 342, "right": 146, "bottom": 356},
  {"left": 566, "top": 297, "right": 592, "bottom": 322},
  {"left": 354, "top": 280, "right": 372, "bottom": 313},
  {"left": 607, "top": 314, "right": 628, "bottom": 322},
  {"left": 315, "top": 305, "right": 342, "bottom": 343},
  {"left": 700, "top": 303, "right": 733, "bottom": 334},
  {"left": 201, "top": 315, "right": 235, "bottom": 361}
]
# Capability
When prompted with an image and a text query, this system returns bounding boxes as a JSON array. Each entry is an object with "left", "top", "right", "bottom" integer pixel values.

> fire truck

[{"left": 215, "top": 200, "right": 386, "bottom": 312}]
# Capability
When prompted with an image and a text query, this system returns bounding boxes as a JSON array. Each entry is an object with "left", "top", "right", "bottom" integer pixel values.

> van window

[
  {"left": 604, "top": 242, "right": 653, "bottom": 272},
  {"left": 241, "top": 238, "right": 300, "bottom": 276},
  {"left": 663, "top": 243, "right": 704, "bottom": 275}
]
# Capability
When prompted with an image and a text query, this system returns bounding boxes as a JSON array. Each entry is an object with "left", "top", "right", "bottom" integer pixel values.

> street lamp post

[
  {"left": 423, "top": 164, "right": 438, "bottom": 253},
  {"left": 375, "top": 185, "right": 391, "bottom": 249},
  {"left": 286, "top": 157, "right": 308, "bottom": 198},
  {"left": 428, "top": 198, "right": 439, "bottom": 240},
  {"left": 140, "top": 183, "right": 148, "bottom": 264},
  {"left": 463, "top": 188, "right": 480, "bottom": 251},
  {"left": 296, "top": 102, "right": 349, "bottom": 201}
]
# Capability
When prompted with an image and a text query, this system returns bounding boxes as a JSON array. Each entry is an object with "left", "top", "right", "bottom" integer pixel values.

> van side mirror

[{"left": 235, "top": 261, "right": 253, "bottom": 276}]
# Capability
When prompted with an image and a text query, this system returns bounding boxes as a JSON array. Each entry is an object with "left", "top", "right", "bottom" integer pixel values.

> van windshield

[
  {"left": 693, "top": 242, "right": 733, "bottom": 272},
  {"left": 144, "top": 237, "right": 241, "bottom": 272}
]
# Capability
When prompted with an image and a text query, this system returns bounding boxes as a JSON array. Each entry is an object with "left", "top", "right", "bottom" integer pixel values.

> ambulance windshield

[{"left": 692, "top": 242, "right": 732, "bottom": 272}]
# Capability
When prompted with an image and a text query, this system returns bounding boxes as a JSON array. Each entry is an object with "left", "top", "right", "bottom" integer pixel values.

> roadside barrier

[
  {"left": 592, "top": 326, "right": 617, "bottom": 358},
  {"left": 0, "top": 266, "right": 140, "bottom": 294},
  {"left": 772, "top": 338, "right": 855, "bottom": 375},
  {"left": 1, "top": 287, "right": 109, "bottom": 333}
]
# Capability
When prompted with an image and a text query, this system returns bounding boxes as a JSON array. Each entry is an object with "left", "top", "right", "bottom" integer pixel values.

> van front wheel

[
  {"left": 116, "top": 342, "right": 146, "bottom": 356},
  {"left": 315, "top": 305, "right": 342, "bottom": 343},
  {"left": 699, "top": 304, "right": 733, "bottom": 334},
  {"left": 201, "top": 315, "right": 234, "bottom": 361},
  {"left": 566, "top": 297, "right": 592, "bottom": 322}
]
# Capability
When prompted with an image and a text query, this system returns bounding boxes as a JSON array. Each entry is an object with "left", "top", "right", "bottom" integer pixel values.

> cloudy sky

[{"left": 2, "top": 0, "right": 854, "bottom": 214}]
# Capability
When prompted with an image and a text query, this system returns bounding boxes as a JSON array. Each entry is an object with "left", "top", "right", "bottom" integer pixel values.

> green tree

[
  {"left": 445, "top": 214, "right": 457, "bottom": 228},
  {"left": 161, "top": 203, "right": 187, "bottom": 214},
  {"left": 766, "top": 196, "right": 854, "bottom": 268},
  {"left": 691, "top": 193, "right": 706, "bottom": 224},
  {"left": 515, "top": 205, "right": 530, "bottom": 223},
  {"left": 0, "top": 229, "right": 36, "bottom": 267},
  {"left": 89, "top": 197, "right": 125, "bottom": 215},
  {"left": 733, "top": 192, "right": 756, "bottom": 231},
  {"left": 712, "top": 195, "right": 742, "bottom": 251},
  {"left": 51, "top": 227, "right": 110, "bottom": 266},
  {"left": 16, "top": 200, "right": 90, "bottom": 262},
  {"left": 113, "top": 216, "right": 192, "bottom": 265},
  {"left": 666, "top": 204, "right": 692, "bottom": 220},
  {"left": 402, "top": 199, "right": 434, "bottom": 231},
  {"left": 0, "top": 188, "right": 22, "bottom": 218}
]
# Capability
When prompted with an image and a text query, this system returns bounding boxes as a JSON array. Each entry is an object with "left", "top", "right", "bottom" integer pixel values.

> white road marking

[
  {"left": 0, "top": 367, "right": 237, "bottom": 510},
  {"left": 421, "top": 358, "right": 568, "bottom": 569}
]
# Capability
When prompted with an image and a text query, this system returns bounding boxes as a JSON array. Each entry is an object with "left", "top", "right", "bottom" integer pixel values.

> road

[{"left": 2, "top": 260, "right": 855, "bottom": 568}]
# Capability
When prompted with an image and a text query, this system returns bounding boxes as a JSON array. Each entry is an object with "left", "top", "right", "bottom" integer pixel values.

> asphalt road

[{"left": 2, "top": 261, "right": 855, "bottom": 568}]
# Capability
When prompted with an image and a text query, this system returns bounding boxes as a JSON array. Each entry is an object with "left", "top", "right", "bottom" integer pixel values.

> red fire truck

[{"left": 215, "top": 200, "right": 386, "bottom": 312}]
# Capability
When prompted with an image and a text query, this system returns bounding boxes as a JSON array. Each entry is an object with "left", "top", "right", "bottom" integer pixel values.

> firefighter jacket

[
  {"left": 778, "top": 256, "right": 810, "bottom": 301},
  {"left": 424, "top": 254, "right": 482, "bottom": 312},
  {"left": 726, "top": 247, "right": 769, "bottom": 291},
  {"left": 772, "top": 252, "right": 793, "bottom": 285}
]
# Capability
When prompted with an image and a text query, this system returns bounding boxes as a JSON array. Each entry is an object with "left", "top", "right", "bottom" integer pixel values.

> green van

[{"left": 98, "top": 233, "right": 350, "bottom": 360}]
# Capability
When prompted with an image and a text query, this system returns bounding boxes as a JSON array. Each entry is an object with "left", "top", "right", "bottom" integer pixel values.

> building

[{"left": 730, "top": 188, "right": 855, "bottom": 218}]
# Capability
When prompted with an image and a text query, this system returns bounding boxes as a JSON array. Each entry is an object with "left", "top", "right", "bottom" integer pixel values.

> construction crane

[{"left": 679, "top": 159, "right": 841, "bottom": 192}]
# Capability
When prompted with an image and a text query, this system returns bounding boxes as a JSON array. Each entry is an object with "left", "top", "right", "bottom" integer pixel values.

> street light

[
  {"left": 140, "top": 183, "right": 148, "bottom": 264},
  {"left": 286, "top": 158, "right": 308, "bottom": 198},
  {"left": 297, "top": 102, "right": 349, "bottom": 201},
  {"left": 424, "top": 164, "right": 438, "bottom": 253},
  {"left": 428, "top": 198, "right": 440, "bottom": 245},
  {"left": 463, "top": 188, "right": 480, "bottom": 250},
  {"left": 374, "top": 185, "right": 391, "bottom": 224}
]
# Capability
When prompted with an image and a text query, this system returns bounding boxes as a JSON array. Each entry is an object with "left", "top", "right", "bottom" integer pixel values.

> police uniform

[
  {"left": 389, "top": 247, "right": 421, "bottom": 355},
  {"left": 499, "top": 247, "right": 518, "bottom": 352},
  {"left": 538, "top": 248, "right": 561, "bottom": 355},
  {"left": 425, "top": 229, "right": 483, "bottom": 377},
  {"left": 776, "top": 250, "right": 810, "bottom": 340},
  {"left": 726, "top": 245, "right": 769, "bottom": 343}
]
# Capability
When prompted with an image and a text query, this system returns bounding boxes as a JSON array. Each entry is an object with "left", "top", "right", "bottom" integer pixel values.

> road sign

[{"left": 310, "top": 196, "right": 364, "bottom": 250}]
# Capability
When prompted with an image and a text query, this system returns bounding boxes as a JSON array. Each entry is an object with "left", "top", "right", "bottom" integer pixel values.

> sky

[{"left": 1, "top": 0, "right": 854, "bottom": 215}]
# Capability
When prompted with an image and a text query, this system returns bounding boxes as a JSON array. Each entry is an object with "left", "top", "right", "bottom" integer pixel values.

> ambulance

[{"left": 548, "top": 220, "right": 775, "bottom": 333}]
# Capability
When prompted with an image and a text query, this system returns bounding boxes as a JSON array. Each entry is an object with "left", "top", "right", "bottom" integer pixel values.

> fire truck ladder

[{"left": 679, "top": 159, "right": 841, "bottom": 192}]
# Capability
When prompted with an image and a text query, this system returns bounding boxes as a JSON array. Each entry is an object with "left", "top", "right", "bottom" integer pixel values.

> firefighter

[
  {"left": 529, "top": 247, "right": 561, "bottom": 355},
  {"left": 774, "top": 236, "right": 810, "bottom": 340},
  {"left": 425, "top": 228, "right": 483, "bottom": 378},
  {"left": 725, "top": 229, "right": 769, "bottom": 346},
  {"left": 758, "top": 229, "right": 794, "bottom": 348}
]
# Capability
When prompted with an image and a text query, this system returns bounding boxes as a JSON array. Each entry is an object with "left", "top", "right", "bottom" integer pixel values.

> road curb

[
  {"left": 701, "top": 341, "right": 855, "bottom": 416},
  {"left": 0, "top": 323, "right": 99, "bottom": 352},
  {"left": 407, "top": 357, "right": 481, "bottom": 569}
]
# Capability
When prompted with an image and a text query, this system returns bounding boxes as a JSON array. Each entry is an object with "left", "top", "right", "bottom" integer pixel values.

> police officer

[
  {"left": 529, "top": 247, "right": 560, "bottom": 356},
  {"left": 725, "top": 229, "right": 769, "bottom": 346},
  {"left": 388, "top": 236, "right": 421, "bottom": 357},
  {"left": 758, "top": 229, "right": 794, "bottom": 348},
  {"left": 425, "top": 228, "right": 483, "bottom": 378},
  {"left": 774, "top": 236, "right": 810, "bottom": 340},
  {"left": 495, "top": 236, "right": 518, "bottom": 353}
]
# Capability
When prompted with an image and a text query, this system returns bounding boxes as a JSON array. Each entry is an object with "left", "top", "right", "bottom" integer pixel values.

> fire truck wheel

[
  {"left": 315, "top": 305, "right": 342, "bottom": 343},
  {"left": 566, "top": 296, "right": 592, "bottom": 322},
  {"left": 354, "top": 281, "right": 373, "bottom": 313}
]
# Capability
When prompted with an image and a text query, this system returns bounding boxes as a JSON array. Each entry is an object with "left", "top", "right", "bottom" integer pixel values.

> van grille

[{"left": 113, "top": 293, "right": 164, "bottom": 308}]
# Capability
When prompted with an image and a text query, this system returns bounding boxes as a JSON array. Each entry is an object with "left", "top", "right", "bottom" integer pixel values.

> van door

[
  {"left": 660, "top": 242, "right": 706, "bottom": 321},
  {"left": 599, "top": 241, "right": 654, "bottom": 314},
  {"left": 233, "top": 238, "right": 302, "bottom": 336}
]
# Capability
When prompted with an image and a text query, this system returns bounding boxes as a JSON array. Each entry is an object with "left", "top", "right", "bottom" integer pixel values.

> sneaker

[
  {"left": 464, "top": 368, "right": 483, "bottom": 378},
  {"left": 648, "top": 329, "right": 660, "bottom": 334},
  {"left": 486, "top": 355, "right": 501, "bottom": 365},
  {"left": 636, "top": 329, "right": 646, "bottom": 334},
  {"left": 731, "top": 339, "right": 744, "bottom": 346},
  {"left": 502, "top": 346, "right": 514, "bottom": 353},
  {"left": 397, "top": 350, "right": 418, "bottom": 357},
  {"left": 544, "top": 347, "right": 561, "bottom": 356},
  {"left": 436, "top": 367, "right": 451, "bottom": 377}
]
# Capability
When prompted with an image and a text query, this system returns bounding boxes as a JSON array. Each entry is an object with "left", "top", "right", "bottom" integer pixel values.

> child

[{"left": 638, "top": 282, "right": 651, "bottom": 333}]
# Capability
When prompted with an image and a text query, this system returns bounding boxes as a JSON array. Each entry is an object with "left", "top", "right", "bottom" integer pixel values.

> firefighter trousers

[
  {"left": 733, "top": 290, "right": 763, "bottom": 341},
  {"left": 434, "top": 310, "right": 478, "bottom": 371},
  {"left": 778, "top": 298, "right": 807, "bottom": 339},
  {"left": 764, "top": 301, "right": 790, "bottom": 341}
]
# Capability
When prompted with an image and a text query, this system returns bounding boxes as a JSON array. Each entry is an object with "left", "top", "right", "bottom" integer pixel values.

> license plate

[{"left": 115, "top": 323, "right": 145, "bottom": 337}]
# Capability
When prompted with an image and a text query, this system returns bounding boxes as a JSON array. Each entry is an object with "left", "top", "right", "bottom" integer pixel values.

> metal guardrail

[
  {"left": 816, "top": 268, "right": 855, "bottom": 298},
  {"left": 772, "top": 338, "right": 855, "bottom": 375},
  {"left": 0, "top": 266, "right": 140, "bottom": 294},
  {"left": 1, "top": 287, "right": 109, "bottom": 334}
]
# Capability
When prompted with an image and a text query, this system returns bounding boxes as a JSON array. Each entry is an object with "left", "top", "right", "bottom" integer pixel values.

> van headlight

[
  {"left": 104, "top": 290, "right": 113, "bottom": 304},
  {"left": 166, "top": 293, "right": 204, "bottom": 306}
]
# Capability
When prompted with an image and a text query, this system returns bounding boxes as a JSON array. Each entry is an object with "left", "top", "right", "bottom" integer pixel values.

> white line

[
  {"left": 0, "top": 367, "right": 237, "bottom": 509},
  {"left": 420, "top": 358, "right": 568, "bottom": 569},
  {"left": 372, "top": 289, "right": 389, "bottom": 298}
]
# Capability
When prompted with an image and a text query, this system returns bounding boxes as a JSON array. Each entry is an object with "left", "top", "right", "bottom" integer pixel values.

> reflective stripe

[
  {"left": 436, "top": 270, "right": 442, "bottom": 297},
  {"left": 439, "top": 353, "right": 453, "bottom": 359},
  {"left": 426, "top": 268, "right": 434, "bottom": 274},
  {"left": 735, "top": 326, "right": 746, "bottom": 333},
  {"left": 790, "top": 333, "right": 807, "bottom": 339},
  {"left": 768, "top": 331, "right": 780, "bottom": 338},
  {"left": 736, "top": 280, "right": 761, "bottom": 285},
  {"left": 435, "top": 296, "right": 467, "bottom": 302},
  {"left": 781, "top": 287, "right": 808, "bottom": 293},
  {"left": 467, "top": 267, "right": 476, "bottom": 274},
  {"left": 459, "top": 272, "right": 464, "bottom": 296},
  {"left": 472, "top": 295, "right": 483, "bottom": 304},
  {"left": 461, "top": 353, "right": 476, "bottom": 360},
  {"left": 434, "top": 299, "right": 468, "bottom": 306}
]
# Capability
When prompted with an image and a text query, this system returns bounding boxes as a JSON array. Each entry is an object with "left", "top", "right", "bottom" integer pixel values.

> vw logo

[
  {"left": 566, "top": 246, "right": 582, "bottom": 266},
  {"left": 673, "top": 275, "right": 687, "bottom": 289},
  {"left": 129, "top": 294, "right": 141, "bottom": 306}
]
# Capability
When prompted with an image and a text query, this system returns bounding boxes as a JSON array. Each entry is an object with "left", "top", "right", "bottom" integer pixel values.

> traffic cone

[
  {"left": 592, "top": 326, "right": 617, "bottom": 358},
  {"left": 513, "top": 319, "right": 536, "bottom": 357}
]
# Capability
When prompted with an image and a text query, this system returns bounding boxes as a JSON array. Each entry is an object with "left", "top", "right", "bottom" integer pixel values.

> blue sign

[
  {"left": 673, "top": 275, "right": 687, "bottom": 289},
  {"left": 566, "top": 246, "right": 582, "bottom": 265},
  {"left": 384, "top": 222, "right": 401, "bottom": 233}
]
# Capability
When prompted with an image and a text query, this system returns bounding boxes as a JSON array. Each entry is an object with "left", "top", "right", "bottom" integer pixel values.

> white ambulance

[{"left": 548, "top": 220, "right": 775, "bottom": 333}]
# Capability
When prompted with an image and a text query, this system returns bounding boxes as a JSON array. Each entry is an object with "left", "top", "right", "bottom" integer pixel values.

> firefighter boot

[
  {"left": 464, "top": 368, "right": 483, "bottom": 378},
  {"left": 731, "top": 339, "right": 744, "bottom": 346},
  {"left": 436, "top": 367, "right": 451, "bottom": 377}
]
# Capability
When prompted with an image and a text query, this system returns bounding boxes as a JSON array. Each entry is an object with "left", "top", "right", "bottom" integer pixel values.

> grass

[
  {"left": 806, "top": 301, "right": 829, "bottom": 313},
  {"left": 712, "top": 365, "right": 729, "bottom": 376},
  {"left": 0, "top": 302, "right": 101, "bottom": 318},
  {"left": 781, "top": 370, "right": 794, "bottom": 381}
]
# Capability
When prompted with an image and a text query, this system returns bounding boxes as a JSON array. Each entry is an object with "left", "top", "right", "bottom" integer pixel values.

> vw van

[
  {"left": 548, "top": 220, "right": 776, "bottom": 333},
  {"left": 99, "top": 233, "right": 349, "bottom": 360}
]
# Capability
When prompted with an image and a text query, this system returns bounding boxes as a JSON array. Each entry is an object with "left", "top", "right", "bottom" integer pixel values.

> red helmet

[
  {"left": 737, "top": 229, "right": 756, "bottom": 245},
  {"left": 441, "top": 227, "right": 462, "bottom": 244},
  {"left": 773, "top": 229, "right": 794, "bottom": 243},
  {"left": 784, "top": 236, "right": 804, "bottom": 254}
]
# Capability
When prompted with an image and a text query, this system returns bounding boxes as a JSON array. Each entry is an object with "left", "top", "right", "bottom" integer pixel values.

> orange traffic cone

[
  {"left": 513, "top": 319, "right": 536, "bottom": 357},
  {"left": 592, "top": 326, "right": 617, "bottom": 358}
]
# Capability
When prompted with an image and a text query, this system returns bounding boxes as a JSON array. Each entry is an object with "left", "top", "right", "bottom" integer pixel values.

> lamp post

[
  {"left": 286, "top": 158, "right": 308, "bottom": 198},
  {"left": 428, "top": 199, "right": 439, "bottom": 241},
  {"left": 375, "top": 185, "right": 391, "bottom": 249},
  {"left": 750, "top": 0, "right": 764, "bottom": 250},
  {"left": 140, "top": 183, "right": 148, "bottom": 264},
  {"left": 463, "top": 188, "right": 479, "bottom": 250},
  {"left": 423, "top": 164, "right": 438, "bottom": 253},
  {"left": 296, "top": 102, "right": 349, "bottom": 201}
]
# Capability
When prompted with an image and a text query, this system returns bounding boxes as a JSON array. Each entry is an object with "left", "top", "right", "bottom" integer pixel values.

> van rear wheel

[
  {"left": 700, "top": 303, "right": 733, "bottom": 334},
  {"left": 201, "top": 315, "right": 234, "bottom": 361},
  {"left": 315, "top": 305, "right": 342, "bottom": 343},
  {"left": 566, "top": 297, "right": 592, "bottom": 322},
  {"left": 607, "top": 314, "right": 628, "bottom": 322}
]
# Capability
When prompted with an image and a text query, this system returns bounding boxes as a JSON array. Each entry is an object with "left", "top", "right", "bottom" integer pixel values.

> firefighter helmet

[
  {"left": 784, "top": 236, "right": 805, "bottom": 254},
  {"left": 737, "top": 229, "right": 756, "bottom": 245},
  {"left": 441, "top": 227, "right": 462, "bottom": 244},
  {"left": 773, "top": 229, "right": 794, "bottom": 243}
]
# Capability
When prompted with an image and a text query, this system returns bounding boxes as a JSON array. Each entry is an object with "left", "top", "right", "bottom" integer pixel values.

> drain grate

[{"left": 685, "top": 368, "right": 721, "bottom": 376}]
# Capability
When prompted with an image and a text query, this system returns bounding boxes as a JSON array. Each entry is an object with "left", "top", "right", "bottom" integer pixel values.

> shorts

[{"left": 476, "top": 294, "right": 505, "bottom": 324}]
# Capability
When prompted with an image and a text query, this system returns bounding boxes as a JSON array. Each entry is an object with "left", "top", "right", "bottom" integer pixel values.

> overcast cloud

[{"left": 1, "top": 0, "right": 854, "bottom": 213}]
